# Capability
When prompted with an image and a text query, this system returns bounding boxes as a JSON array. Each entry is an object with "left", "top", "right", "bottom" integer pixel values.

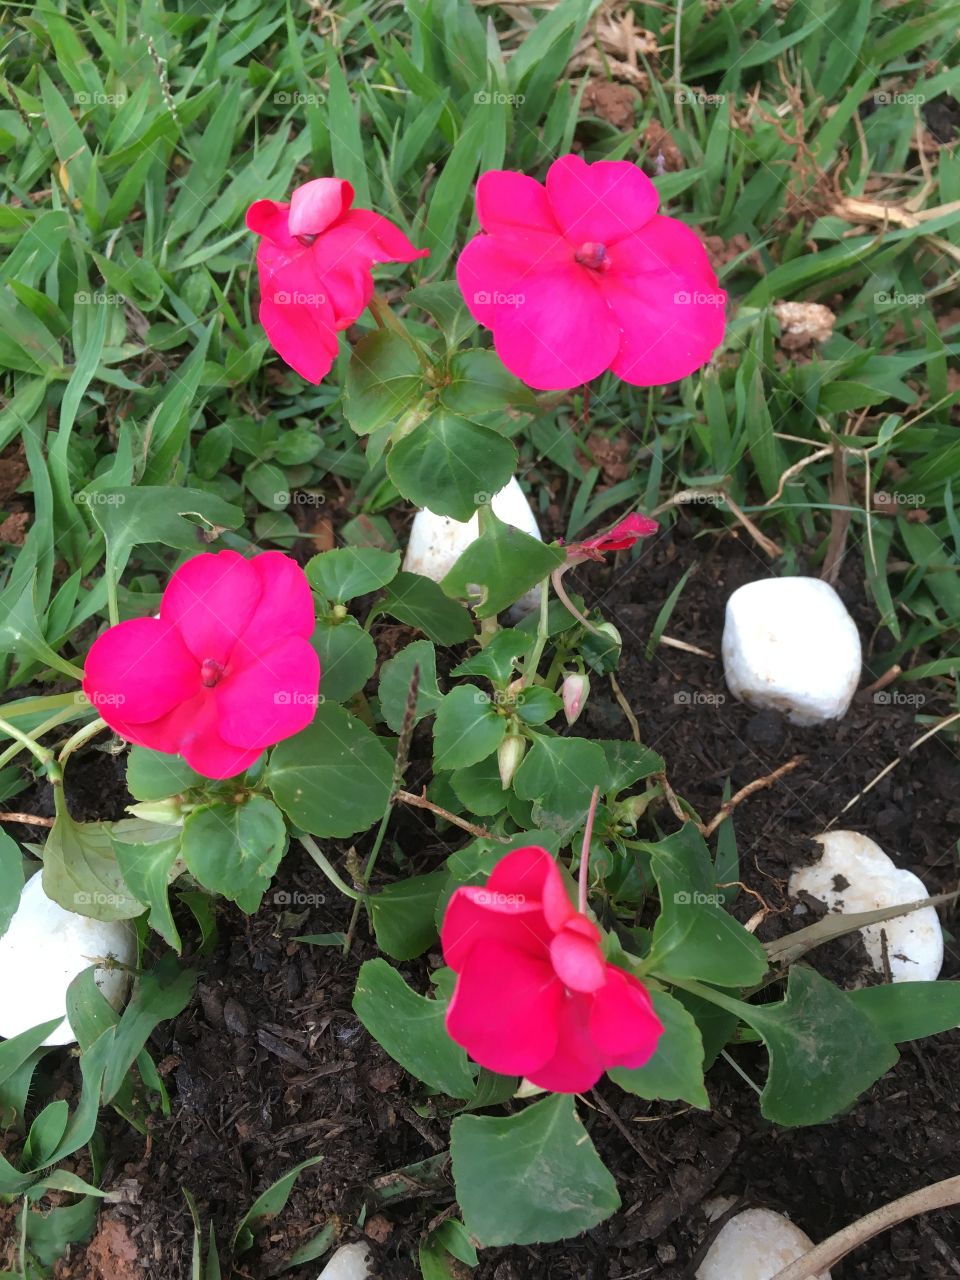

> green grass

[{"left": 1, "top": 0, "right": 959, "bottom": 1269}]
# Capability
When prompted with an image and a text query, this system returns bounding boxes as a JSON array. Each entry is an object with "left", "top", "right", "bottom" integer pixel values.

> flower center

[
  {"left": 574, "top": 241, "right": 609, "bottom": 272},
  {"left": 200, "top": 658, "right": 224, "bottom": 688},
  {"left": 295, "top": 233, "right": 317, "bottom": 247}
]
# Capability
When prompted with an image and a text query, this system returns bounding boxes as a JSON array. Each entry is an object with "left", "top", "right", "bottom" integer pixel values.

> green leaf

[
  {"left": 609, "top": 988, "right": 709, "bottom": 1107},
  {"left": 343, "top": 330, "right": 423, "bottom": 433},
  {"left": 387, "top": 410, "right": 516, "bottom": 521},
  {"left": 433, "top": 684, "right": 506, "bottom": 770},
  {"left": 353, "top": 959, "right": 476, "bottom": 1098},
  {"left": 441, "top": 349, "right": 534, "bottom": 414},
  {"left": 847, "top": 981, "right": 960, "bottom": 1044},
  {"left": 125, "top": 747, "right": 204, "bottom": 802},
  {"left": 442, "top": 511, "right": 565, "bottom": 618},
  {"left": 87, "top": 488, "right": 242, "bottom": 578},
  {"left": 641, "top": 824, "right": 768, "bottom": 988},
  {"left": 513, "top": 735, "right": 608, "bottom": 827},
  {"left": 0, "top": 829, "right": 24, "bottom": 940},
  {"left": 311, "top": 618, "right": 377, "bottom": 702},
  {"left": 599, "top": 741, "right": 664, "bottom": 795},
  {"left": 515, "top": 685, "right": 563, "bottom": 726},
  {"left": 380, "top": 572, "right": 475, "bottom": 645},
  {"left": 378, "top": 640, "right": 443, "bottom": 733},
  {"left": 181, "top": 796, "right": 287, "bottom": 914},
  {"left": 231, "top": 1155, "right": 324, "bottom": 1254},
  {"left": 450, "top": 629, "right": 532, "bottom": 684},
  {"left": 451, "top": 1094, "right": 620, "bottom": 1246},
  {"left": 266, "top": 704, "right": 393, "bottom": 838},
  {"left": 370, "top": 871, "right": 447, "bottom": 961},
  {"left": 42, "top": 810, "right": 145, "bottom": 921},
  {"left": 306, "top": 547, "right": 401, "bottom": 602},
  {"left": 450, "top": 755, "right": 509, "bottom": 817},
  {"left": 101, "top": 956, "right": 196, "bottom": 1102},
  {"left": 112, "top": 833, "right": 182, "bottom": 951},
  {"left": 738, "top": 966, "right": 899, "bottom": 1127}
]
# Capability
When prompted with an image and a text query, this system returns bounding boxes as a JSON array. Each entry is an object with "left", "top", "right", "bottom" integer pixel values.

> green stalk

[
  {"left": 299, "top": 834, "right": 363, "bottom": 903},
  {"left": 520, "top": 573, "right": 551, "bottom": 687}
]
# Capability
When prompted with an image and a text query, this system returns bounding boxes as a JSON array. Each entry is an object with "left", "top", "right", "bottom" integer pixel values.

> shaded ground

[{"left": 12, "top": 519, "right": 960, "bottom": 1279}]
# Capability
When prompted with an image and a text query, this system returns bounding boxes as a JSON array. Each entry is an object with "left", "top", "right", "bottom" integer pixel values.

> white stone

[
  {"left": 402, "top": 477, "right": 542, "bottom": 613},
  {"left": 722, "top": 577, "right": 861, "bottom": 724},
  {"left": 317, "top": 1243, "right": 374, "bottom": 1280},
  {"left": 790, "top": 830, "right": 943, "bottom": 983},
  {"left": 0, "top": 872, "right": 135, "bottom": 1046},
  {"left": 697, "top": 1208, "right": 830, "bottom": 1280}
]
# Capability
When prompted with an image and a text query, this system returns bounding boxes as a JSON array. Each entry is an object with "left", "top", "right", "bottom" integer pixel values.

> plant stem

[
  {"left": 367, "top": 292, "right": 431, "bottom": 371},
  {"left": 299, "top": 834, "right": 363, "bottom": 903},
  {"left": 0, "top": 706, "right": 81, "bottom": 770},
  {"left": 521, "top": 573, "right": 551, "bottom": 688},
  {"left": 58, "top": 717, "right": 108, "bottom": 768},
  {"left": 579, "top": 785, "right": 600, "bottom": 915},
  {"left": 0, "top": 716, "right": 55, "bottom": 769}
]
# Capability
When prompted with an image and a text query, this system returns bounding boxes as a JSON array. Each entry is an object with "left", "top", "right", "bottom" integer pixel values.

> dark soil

[{"left": 11, "top": 519, "right": 960, "bottom": 1279}]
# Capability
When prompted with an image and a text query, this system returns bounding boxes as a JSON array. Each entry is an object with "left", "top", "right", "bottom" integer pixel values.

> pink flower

[
  {"left": 441, "top": 846, "right": 663, "bottom": 1092},
  {"left": 83, "top": 551, "right": 321, "bottom": 779},
  {"left": 246, "top": 178, "right": 428, "bottom": 383},
  {"left": 566, "top": 512, "right": 659, "bottom": 563},
  {"left": 456, "top": 154, "right": 726, "bottom": 390}
]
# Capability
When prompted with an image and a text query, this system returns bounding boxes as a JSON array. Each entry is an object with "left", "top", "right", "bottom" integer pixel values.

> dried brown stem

[
  {"left": 394, "top": 790, "right": 510, "bottom": 842},
  {"left": 0, "top": 812, "right": 54, "bottom": 828},
  {"left": 700, "top": 754, "right": 806, "bottom": 839}
]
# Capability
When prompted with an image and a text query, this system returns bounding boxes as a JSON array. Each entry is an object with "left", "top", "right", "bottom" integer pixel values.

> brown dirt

[{"left": 8, "top": 521, "right": 960, "bottom": 1279}]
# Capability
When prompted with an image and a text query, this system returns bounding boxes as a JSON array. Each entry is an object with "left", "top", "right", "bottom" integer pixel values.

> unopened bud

[
  {"left": 126, "top": 797, "right": 186, "bottom": 826},
  {"left": 497, "top": 733, "right": 527, "bottom": 789},
  {"left": 562, "top": 672, "right": 590, "bottom": 725}
]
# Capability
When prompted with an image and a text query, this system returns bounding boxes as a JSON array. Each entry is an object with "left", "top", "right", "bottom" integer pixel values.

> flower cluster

[
  {"left": 83, "top": 551, "right": 320, "bottom": 778},
  {"left": 441, "top": 846, "right": 664, "bottom": 1092},
  {"left": 247, "top": 157, "right": 725, "bottom": 391}
]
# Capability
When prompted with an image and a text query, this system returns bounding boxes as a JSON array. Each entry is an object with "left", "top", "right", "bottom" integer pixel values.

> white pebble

[
  {"left": 790, "top": 831, "right": 942, "bottom": 982},
  {"left": 0, "top": 873, "right": 135, "bottom": 1046},
  {"left": 722, "top": 577, "right": 861, "bottom": 724},
  {"left": 317, "top": 1243, "right": 374, "bottom": 1280},
  {"left": 403, "top": 477, "right": 542, "bottom": 613},
  {"left": 697, "top": 1208, "right": 830, "bottom": 1280}
]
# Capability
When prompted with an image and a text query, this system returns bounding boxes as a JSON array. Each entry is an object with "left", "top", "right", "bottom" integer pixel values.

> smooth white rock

[
  {"left": 317, "top": 1243, "right": 374, "bottom": 1280},
  {"left": 722, "top": 577, "right": 861, "bottom": 724},
  {"left": 697, "top": 1208, "right": 830, "bottom": 1280},
  {"left": 402, "top": 477, "right": 542, "bottom": 613},
  {"left": 0, "top": 872, "right": 135, "bottom": 1046},
  {"left": 790, "top": 830, "right": 943, "bottom": 983}
]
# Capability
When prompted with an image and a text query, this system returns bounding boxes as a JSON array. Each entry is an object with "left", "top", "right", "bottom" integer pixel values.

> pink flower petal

[
  {"left": 318, "top": 209, "right": 428, "bottom": 269},
  {"left": 456, "top": 232, "right": 569, "bottom": 328},
  {"left": 245, "top": 200, "right": 294, "bottom": 247},
  {"left": 489, "top": 265, "right": 620, "bottom": 389},
  {"left": 109, "top": 691, "right": 261, "bottom": 779},
  {"left": 604, "top": 268, "right": 726, "bottom": 386},
  {"left": 545, "top": 154, "right": 659, "bottom": 247},
  {"left": 550, "top": 928, "right": 607, "bottom": 993},
  {"left": 446, "top": 938, "right": 562, "bottom": 1077},
  {"left": 288, "top": 178, "right": 354, "bottom": 237},
  {"left": 231, "top": 552, "right": 317, "bottom": 662},
  {"left": 215, "top": 635, "right": 320, "bottom": 751},
  {"left": 574, "top": 513, "right": 660, "bottom": 558},
  {"left": 525, "top": 993, "right": 606, "bottom": 1093},
  {"left": 475, "top": 170, "right": 559, "bottom": 236},
  {"left": 83, "top": 617, "right": 198, "bottom": 727},
  {"left": 441, "top": 886, "right": 552, "bottom": 971},
  {"left": 256, "top": 256, "right": 341, "bottom": 383},
  {"left": 161, "top": 551, "right": 261, "bottom": 666},
  {"left": 610, "top": 215, "right": 717, "bottom": 280},
  {"left": 589, "top": 967, "right": 664, "bottom": 1069},
  {"left": 487, "top": 846, "right": 553, "bottom": 902}
]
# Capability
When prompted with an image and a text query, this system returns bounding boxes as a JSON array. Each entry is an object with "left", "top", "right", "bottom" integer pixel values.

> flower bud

[
  {"left": 561, "top": 672, "right": 590, "bottom": 725},
  {"left": 497, "top": 733, "right": 527, "bottom": 789},
  {"left": 125, "top": 797, "right": 186, "bottom": 826}
]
